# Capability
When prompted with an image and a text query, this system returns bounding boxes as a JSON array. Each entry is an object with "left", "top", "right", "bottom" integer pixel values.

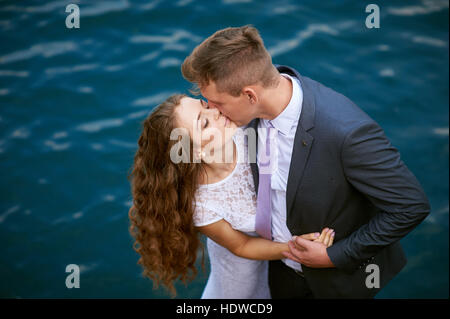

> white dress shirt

[{"left": 257, "top": 73, "right": 304, "bottom": 272}]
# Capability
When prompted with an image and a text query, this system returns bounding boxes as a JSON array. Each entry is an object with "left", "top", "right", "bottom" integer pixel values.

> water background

[{"left": 0, "top": 0, "right": 448, "bottom": 298}]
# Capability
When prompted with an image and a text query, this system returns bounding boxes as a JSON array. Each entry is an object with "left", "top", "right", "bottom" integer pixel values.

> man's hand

[{"left": 282, "top": 228, "right": 336, "bottom": 268}]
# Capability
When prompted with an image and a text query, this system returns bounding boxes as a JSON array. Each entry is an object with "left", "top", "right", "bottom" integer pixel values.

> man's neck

[{"left": 258, "top": 74, "right": 293, "bottom": 120}]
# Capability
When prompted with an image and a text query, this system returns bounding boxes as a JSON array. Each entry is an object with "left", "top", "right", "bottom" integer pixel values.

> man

[{"left": 181, "top": 25, "right": 430, "bottom": 298}]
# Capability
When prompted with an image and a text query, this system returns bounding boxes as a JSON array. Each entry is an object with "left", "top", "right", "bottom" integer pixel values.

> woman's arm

[
  {"left": 197, "top": 219, "right": 332, "bottom": 260},
  {"left": 197, "top": 219, "right": 286, "bottom": 260}
]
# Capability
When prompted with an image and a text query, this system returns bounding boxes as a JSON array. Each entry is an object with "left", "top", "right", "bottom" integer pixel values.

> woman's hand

[
  {"left": 296, "top": 228, "right": 335, "bottom": 247},
  {"left": 284, "top": 228, "right": 337, "bottom": 268},
  {"left": 314, "top": 228, "right": 335, "bottom": 247}
]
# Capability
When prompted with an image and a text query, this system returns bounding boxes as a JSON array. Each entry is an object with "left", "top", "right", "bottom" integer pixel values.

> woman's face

[{"left": 175, "top": 97, "right": 238, "bottom": 160}]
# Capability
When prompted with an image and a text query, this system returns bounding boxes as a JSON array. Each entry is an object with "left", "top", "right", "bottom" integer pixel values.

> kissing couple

[{"left": 128, "top": 26, "right": 430, "bottom": 299}]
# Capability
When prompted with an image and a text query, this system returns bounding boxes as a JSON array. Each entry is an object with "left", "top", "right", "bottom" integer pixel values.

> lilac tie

[{"left": 255, "top": 123, "right": 274, "bottom": 240}]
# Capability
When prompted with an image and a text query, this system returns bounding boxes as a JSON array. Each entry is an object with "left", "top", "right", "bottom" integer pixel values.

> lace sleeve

[{"left": 193, "top": 203, "right": 223, "bottom": 227}]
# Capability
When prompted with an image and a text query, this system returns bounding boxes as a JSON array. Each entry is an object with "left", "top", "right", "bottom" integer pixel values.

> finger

[
  {"left": 299, "top": 232, "right": 320, "bottom": 241},
  {"left": 328, "top": 231, "right": 335, "bottom": 247},
  {"left": 294, "top": 236, "right": 313, "bottom": 251},
  {"left": 323, "top": 229, "right": 333, "bottom": 246},
  {"left": 291, "top": 236, "right": 299, "bottom": 249},
  {"left": 288, "top": 240, "right": 305, "bottom": 256},
  {"left": 322, "top": 231, "right": 329, "bottom": 246},
  {"left": 315, "top": 228, "right": 329, "bottom": 243},
  {"left": 291, "top": 236, "right": 304, "bottom": 250}
]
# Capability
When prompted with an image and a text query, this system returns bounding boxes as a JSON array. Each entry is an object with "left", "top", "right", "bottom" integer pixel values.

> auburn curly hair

[{"left": 127, "top": 93, "right": 206, "bottom": 297}]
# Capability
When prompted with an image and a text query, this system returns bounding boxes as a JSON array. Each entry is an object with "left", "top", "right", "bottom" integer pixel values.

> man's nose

[
  {"left": 206, "top": 105, "right": 221, "bottom": 119},
  {"left": 212, "top": 107, "right": 221, "bottom": 120}
]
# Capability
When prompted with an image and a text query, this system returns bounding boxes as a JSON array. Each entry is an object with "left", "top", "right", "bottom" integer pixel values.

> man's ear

[{"left": 242, "top": 87, "right": 258, "bottom": 104}]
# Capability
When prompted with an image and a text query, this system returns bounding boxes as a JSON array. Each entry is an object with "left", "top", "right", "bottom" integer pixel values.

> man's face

[{"left": 200, "top": 81, "right": 256, "bottom": 127}]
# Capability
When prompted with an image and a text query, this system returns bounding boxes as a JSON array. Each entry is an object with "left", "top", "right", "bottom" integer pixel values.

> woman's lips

[
  {"left": 220, "top": 113, "right": 232, "bottom": 127},
  {"left": 225, "top": 115, "right": 233, "bottom": 127}
]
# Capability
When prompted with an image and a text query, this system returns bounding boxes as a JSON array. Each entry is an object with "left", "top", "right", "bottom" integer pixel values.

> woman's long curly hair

[{"left": 127, "top": 93, "right": 205, "bottom": 296}]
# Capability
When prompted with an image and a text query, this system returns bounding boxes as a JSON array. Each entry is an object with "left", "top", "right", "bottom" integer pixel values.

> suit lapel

[
  {"left": 286, "top": 124, "right": 314, "bottom": 217},
  {"left": 285, "top": 69, "right": 316, "bottom": 217}
]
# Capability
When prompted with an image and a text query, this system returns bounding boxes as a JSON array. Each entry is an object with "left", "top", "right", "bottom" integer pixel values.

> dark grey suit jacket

[{"left": 248, "top": 65, "right": 431, "bottom": 298}]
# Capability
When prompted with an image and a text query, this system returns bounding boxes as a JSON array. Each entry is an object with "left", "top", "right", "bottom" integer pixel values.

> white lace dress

[{"left": 193, "top": 130, "right": 271, "bottom": 299}]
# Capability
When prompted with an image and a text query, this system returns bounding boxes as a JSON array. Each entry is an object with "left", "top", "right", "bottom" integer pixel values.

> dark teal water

[{"left": 0, "top": 0, "right": 448, "bottom": 298}]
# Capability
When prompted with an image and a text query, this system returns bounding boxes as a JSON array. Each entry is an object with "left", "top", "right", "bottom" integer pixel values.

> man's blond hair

[{"left": 181, "top": 25, "right": 279, "bottom": 97}]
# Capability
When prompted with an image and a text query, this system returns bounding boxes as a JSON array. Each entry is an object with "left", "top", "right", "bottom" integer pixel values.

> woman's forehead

[
  {"left": 175, "top": 97, "right": 200, "bottom": 127},
  {"left": 180, "top": 97, "right": 201, "bottom": 115}
]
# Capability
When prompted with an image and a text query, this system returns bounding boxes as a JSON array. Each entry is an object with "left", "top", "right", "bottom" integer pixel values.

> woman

[{"left": 128, "top": 94, "right": 335, "bottom": 298}]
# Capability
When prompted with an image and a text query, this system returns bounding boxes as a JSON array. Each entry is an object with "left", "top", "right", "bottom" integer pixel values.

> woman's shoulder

[{"left": 193, "top": 186, "right": 225, "bottom": 227}]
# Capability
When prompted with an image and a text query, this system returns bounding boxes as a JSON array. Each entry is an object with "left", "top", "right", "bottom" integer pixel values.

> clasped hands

[{"left": 282, "top": 228, "right": 336, "bottom": 268}]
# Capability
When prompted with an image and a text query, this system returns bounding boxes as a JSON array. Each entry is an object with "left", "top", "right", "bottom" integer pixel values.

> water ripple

[
  {"left": 268, "top": 24, "right": 339, "bottom": 58},
  {"left": 387, "top": 0, "right": 449, "bottom": 16},
  {"left": 0, "top": 70, "right": 29, "bottom": 77},
  {"left": 127, "top": 109, "right": 151, "bottom": 120},
  {"left": 52, "top": 131, "right": 68, "bottom": 139},
  {"left": 176, "top": 0, "right": 194, "bottom": 7},
  {"left": 223, "top": 0, "right": 252, "bottom": 4},
  {"left": 44, "top": 140, "right": 71, "bottom": 151},
  {"left": 76, "top": 118, "right": 124, "bottom": 133},
  {"left": 0, "top": 0, "right": 74, "bottom": 14},
  {"left": 139, "top": 51, "right": 160, "bottom": 62},
  {"left": 139, "top": 0, "right": 161, "bottom": 11},
  {"left": 273, "top": 5, "right": 301, "bottom": 15},
  {"left": 0, "top": 41, "right": 78, "bottom": 65},
  {"left": 104, "top": 64, "right": 126, "bottom": 72},
  {"left": 77, "top": 86, "right": 94, "bottom": 94},
  {"left": 82, "top": 0, "right": 130, "bottom": 17},
  {"left": 45, "top": 64, "right": 99, "bottom": 76},
  {"left": 433, "top": 127, "right": 449, "bottom": 137},
  {"left": 11, "top": 127, "right": 31, "bottom": 139},
  {"left": 131, "top": 91, "right": 175, "bottom": 107},
  {"left": 109, "top": 139, "right": 136, "bottom": 149},
  {"left": 379, "top": 68, "right": 395, "bottom": 77},
  {"left": 0, "top": 205, "right": 21, "bottom": 224},
  {"left": 158, "top": 57, "right": 182, "bottom": 68},
  {"left": 412, "top": 36, "right": 447, "bottom": 48},
  {"left": 79, "top": 262, "right": 100, "bottom": 274},
  {"left": 130, "top": 30, "right": 202, "bottom": 45},
  {"left": 52, "top": 211, "right": 84, "bottom": 225}
]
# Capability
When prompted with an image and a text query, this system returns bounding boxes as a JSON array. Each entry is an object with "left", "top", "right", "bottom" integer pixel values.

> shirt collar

[{"left": 263, "top": 73, "right": 303, "bottom": 136}]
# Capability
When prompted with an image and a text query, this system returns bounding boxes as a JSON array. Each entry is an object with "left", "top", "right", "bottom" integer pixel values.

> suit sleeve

[{"left": 326, "top": 120, "right": 431, "bottom": 273}]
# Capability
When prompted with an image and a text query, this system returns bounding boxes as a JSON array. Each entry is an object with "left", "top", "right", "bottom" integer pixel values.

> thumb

[{"left": 294, "top": 236, "right": 312, "bottom": 250}]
